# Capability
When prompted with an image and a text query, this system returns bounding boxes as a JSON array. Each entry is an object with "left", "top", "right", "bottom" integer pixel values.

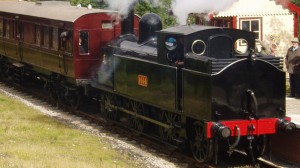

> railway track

[{"left": 0, "top": 80, "right": 285, "bottom": 168}]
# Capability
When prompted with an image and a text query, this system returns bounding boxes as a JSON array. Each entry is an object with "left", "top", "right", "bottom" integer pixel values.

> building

[{"left": 195, "top": 0, "right": 300, "bottom": 57}]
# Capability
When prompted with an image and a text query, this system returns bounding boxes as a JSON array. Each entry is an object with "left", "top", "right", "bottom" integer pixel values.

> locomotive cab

[{"left": 157, "top": 25, "right": 255, "bottom": 72}]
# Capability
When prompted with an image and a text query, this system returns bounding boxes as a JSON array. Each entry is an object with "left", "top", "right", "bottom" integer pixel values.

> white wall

[
  {"left": 217, "top": 0, "right": 295, "bottom": 57},
  {"left": 262, "top": 14, "right": 294, "bottom": 57},
  {"left": 233, "top": 14, "right": 294, "bottom": 57}
]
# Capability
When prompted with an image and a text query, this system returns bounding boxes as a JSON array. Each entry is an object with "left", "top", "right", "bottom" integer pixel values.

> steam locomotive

[{"left": 0, "top": 1, "right": 295, "bottom": 164}]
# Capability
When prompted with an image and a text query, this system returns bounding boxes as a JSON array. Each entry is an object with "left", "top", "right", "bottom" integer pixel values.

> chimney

[{"left": 121, "top": 4, "right": 135, "bottom": 35}]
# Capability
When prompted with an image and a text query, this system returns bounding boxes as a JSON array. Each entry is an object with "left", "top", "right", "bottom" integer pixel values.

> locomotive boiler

[{"left": 91, "top": 12, "right": 296, "bottom": 163}]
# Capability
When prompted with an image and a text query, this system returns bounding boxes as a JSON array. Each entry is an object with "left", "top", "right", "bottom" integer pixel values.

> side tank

[{"left": 91, "top": 13, "right": 180, "bottom": 111}]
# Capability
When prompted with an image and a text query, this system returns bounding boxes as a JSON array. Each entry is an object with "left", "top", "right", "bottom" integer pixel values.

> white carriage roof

[
  {"left": 215, "top": 0, "right": 292, "bottom": 17},
  {"left": 0, "top": 1, "right": 117, "bottom": 22}
]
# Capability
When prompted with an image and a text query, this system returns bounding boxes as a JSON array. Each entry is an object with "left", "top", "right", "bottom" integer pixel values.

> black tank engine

[
  {"left": 0, "top": 1, "right": 295, "bottom": 165},
  {"left": 91, "top": 13, "right": 295, "bottom": 164}
]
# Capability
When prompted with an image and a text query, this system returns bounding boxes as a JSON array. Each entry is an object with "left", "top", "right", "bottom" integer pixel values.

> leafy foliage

[
  {"left": 291, "top": 0, "right": 300, "bottom": 6},
  {"left": 135, "top": 0, "right": 177, "bottom": 28},
  {"left": 69, "top": 0, "right": 176, "bottom": 28}
]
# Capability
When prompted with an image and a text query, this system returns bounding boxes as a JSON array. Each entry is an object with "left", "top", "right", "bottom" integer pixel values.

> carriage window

[
  {"left": 3, "top": 19, "right": 9, "bottom": 39},
  {"left": 66, "top": 33, "right": 73, "bottom": 53},
  {"left": 23, "top": 22, "right": 35, "bottom": 44},
  {"left": 50, "top": 27, "right": 58, "bottom": 50},
  {"left": 240, "top": 18, "right": 261, "bottom": 41},
  {"left": 102, "top": 21, "right": 114, "bottom": 29},
  {"left": 41, "top": 26, "right": 49, "bottom": 48},
  {"left": 234, "top": 39, "right": 248, "bottom": 54},
  {"left": 0, "top": 17, "right": 3, "bottom": 37},
  {"left": 16, "top": 21, "right": 22, "bottom": 40},
  {"left": 35, "top": 25, "right": 41, "bottom": 45},
  {"left": 59, "top": 29, "right": 73, "bottom": 54},
  {"left": 79, "top": 31, "right": 89, "bottom": 54},
  {"left": 9, "top": 20, "right": 15, "bottom": 39}
]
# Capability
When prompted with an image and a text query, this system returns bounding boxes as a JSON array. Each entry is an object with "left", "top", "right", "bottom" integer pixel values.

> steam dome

[{"left": 138, "top": 13, "right": 162, "bottom": 44}]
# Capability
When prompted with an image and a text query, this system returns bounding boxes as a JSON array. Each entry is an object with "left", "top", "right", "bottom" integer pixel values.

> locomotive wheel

[
  {"left": 48, "top": 74, "right": 64, "bottom": 107},
  {"left": 128, "top": 100, "right": 145, "bottom": 132},
  {"left": 100, "top": 92, "right": 119, "bottom": 121},
  {"left": 190, "top": 121, "right": 213, "bottom": 163},
  {"left": 49, "top": 82, "right": 58, "bottom": 103},
  {"left": 49, "top": 86, "right": 63, "bottom": 108},
  {"left": 158, "top": 111, "right": 180, "bottom": 143},
  {"left": 68, "top": 89, "right": 82, "bottom": 111}
]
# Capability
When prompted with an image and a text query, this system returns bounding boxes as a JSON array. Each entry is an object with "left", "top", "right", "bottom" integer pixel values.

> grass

[{"left": 0, "top": 93, "right": 141, "bottom": 168}]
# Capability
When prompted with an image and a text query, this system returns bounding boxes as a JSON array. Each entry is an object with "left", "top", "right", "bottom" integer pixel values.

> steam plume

[
  {"left": 104, "top": 0, "right": 160, "bottom": 18},
  {"left": 171, "top": 0, "right": 237, "bottom": 25}
]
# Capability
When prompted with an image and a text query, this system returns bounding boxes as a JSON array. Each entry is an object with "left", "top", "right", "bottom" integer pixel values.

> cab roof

[
  {"left": 160, "top": 25, "right": 218, "bottom": 35},
  {"left": 159, "top": 25, "right": 253, "bottom": 36}
]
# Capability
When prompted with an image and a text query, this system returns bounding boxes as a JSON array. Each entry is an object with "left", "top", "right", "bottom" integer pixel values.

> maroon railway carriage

[{"left": 0, "top": 1, "right": 139, "bottom": 106}]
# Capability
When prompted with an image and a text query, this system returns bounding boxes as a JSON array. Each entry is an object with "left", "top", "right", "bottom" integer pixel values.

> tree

[
  {"left": 135, "top": 0, "right": 177, "bottom": 28},
  {"left": 291, "top": 0, "right": 300, "bottom": 6},
  {"left": 69, "top": 0, "right": 176, "bottom": 28}
]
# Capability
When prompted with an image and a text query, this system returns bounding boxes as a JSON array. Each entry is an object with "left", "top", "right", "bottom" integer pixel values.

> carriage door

[
  {"left": 15, "top": 16, "right": 23, "bottom": 61},
  {"left": 208, "top": 35, "right": 233, "bottom": 59},
  {"left": 59, "top": 29, "right": 72, "bottom": 74}
]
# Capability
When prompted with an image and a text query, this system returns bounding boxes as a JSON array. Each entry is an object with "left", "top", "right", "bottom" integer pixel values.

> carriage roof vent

[{"left": 35, "top": 1, "right": 42, "bottom": 6}]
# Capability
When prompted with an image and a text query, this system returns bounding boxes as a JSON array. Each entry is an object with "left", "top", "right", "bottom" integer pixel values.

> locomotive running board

[{"left": 112, "top": 105, "right": 173, "bottom": 129}]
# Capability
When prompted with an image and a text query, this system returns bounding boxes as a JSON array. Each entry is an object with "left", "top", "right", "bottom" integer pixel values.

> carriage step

[
  {"left": 173, "top": 138, "right": 184, "bottom": 144},
  {"left": 12, "top": 62, "right": 24, "bottom": 68},
  {"left": 11, "top": 63, "right": 24, "bottom": 84}
]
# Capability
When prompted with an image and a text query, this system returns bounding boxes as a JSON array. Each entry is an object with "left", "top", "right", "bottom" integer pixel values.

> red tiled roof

[{"left": 288, "top": 2, "right": 300, "bottom": 15}]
